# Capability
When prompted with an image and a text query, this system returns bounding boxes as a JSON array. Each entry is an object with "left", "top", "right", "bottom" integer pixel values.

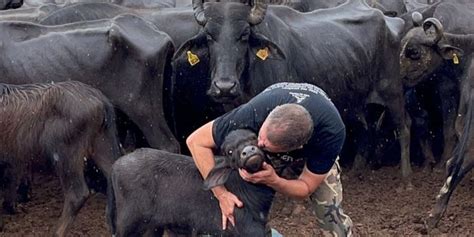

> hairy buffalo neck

[{"left": 225, "top": 171, "right": 275, "bottom": 225}]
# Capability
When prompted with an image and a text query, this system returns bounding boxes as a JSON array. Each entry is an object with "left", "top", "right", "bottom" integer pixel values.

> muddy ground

[{"left": 0, "top": 166, "right": 472, "bottom": 236}]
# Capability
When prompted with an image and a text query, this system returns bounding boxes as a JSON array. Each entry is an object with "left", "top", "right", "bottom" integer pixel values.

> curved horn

[
  {"left": 248, "top": 0, "right": 268, "bottom": 25},
  {"left": 423, "top": 17, "right": 444, "bottom": 44},
  {"left": 411, "top": 11, "right": 423, "bottom": 27},
  {"left": 192, "top": 0, "right": 207, "bottom": 26}
]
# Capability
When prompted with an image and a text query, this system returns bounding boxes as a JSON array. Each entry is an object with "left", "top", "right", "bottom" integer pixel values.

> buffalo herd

[{"left": 0, "top": 0, "right": 471, "bottom": 236}]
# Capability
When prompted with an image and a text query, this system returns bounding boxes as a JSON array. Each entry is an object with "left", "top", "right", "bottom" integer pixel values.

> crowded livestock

[
  {"left": 0, "top": 0, "right": 472, "bottom": 236},
  {"left": 0, "top": 13, "right": 179, "bottom": 152}
]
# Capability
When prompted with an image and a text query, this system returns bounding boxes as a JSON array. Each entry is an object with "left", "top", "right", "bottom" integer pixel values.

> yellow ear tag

[
  {"left": 187, "top": 50, "right": 200, "bottom": 66},
  {"left": 453, "top": 53, "right": 459, "bottom": 65},
  {"left": 256, "top": 47, "right": 269, "bottom": 61}
]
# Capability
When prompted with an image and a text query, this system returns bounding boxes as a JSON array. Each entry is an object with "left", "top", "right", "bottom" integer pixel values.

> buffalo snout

[
  {"left": 240, "top": 145, "right": 264, "bottom": 173},
  {"left": 208, "top": 78, "right": 241, "bottom": 102}
]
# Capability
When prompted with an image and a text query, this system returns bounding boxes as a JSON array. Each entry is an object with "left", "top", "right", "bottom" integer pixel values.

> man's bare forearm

[
  {"left": 186, "top": 121, "right": 229, "bottom": 197},
  {"left": 266, "top": 167, "right": 326, "bottom": 200}
]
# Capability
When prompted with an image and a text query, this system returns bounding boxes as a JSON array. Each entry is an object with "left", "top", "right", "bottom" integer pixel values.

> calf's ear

[{"left": 203, "top": 157, "right": 232, "bottom": 190}]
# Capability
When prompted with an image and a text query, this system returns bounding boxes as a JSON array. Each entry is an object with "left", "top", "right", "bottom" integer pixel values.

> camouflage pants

[
  {"left": 309, "top": 159, "right": 353, "bottom": 237},
  {"left": 267, "top": 157, "right": 353, "bottom": 237}
]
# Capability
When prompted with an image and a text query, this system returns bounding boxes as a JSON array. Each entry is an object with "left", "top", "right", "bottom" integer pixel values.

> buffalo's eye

[
  {"left": 406, "top": 47, "right": 421, "bottom": 60},
  {"left": 206, "top": 33, "right": 215, "bottom": 42}
]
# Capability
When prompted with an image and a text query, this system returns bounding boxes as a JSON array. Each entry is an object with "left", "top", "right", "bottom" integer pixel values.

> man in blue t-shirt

[{"left": 187, "top": 82, "right": 353, "bottom": 236}]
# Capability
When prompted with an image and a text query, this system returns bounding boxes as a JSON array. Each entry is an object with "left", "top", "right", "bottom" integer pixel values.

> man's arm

[
  {"left": 239, "top": 162, "right": 326, "bottom": 200},
  {"left": 186, "top": 121, "right": 243, "bottom": 229}
]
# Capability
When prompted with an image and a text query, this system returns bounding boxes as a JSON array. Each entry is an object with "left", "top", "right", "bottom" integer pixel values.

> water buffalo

[
  {"left": 0, "top": 81, "right": 121, "bottom": 236},
  {"left": 400, "top": 0, "right": 474, "bottom": 165},
  {"left": 0, "top": 14, "right": 180, "bottom": 153},
  {"left": 399, "top": 6, "right": 474, "bottom": 228},
  {"left": 171, "top": 0, "right": 411, "bottom": 184},
  {"left": 107, "top": 129, "right": 272, "bottom": 236}
]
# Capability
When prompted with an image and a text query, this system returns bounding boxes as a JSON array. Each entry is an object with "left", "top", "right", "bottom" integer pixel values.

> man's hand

[
  {"left": 239, "top": 162, "right": 280, "bottom": 186},
  {"left": 215, "top": 190, "right": 243, "bottom": 230}
]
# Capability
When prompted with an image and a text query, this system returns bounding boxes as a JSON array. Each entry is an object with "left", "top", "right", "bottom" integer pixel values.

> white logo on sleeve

[{"left": 289, "top": 92, "right": 310, "bottom": 103}]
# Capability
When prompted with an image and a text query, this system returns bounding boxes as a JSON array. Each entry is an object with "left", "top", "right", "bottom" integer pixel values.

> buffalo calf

[
  {"left": 108, "top": 129, "right": 273, "bottom": 236},
  {"left": 0, "top": 81, "right": 121, "bottom": 236}
]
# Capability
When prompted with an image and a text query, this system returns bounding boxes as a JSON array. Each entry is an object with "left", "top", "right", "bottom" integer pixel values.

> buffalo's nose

[
  {"left": 241, "top": 145, "right": 258, "bottom": 158},
  {"left": 241, "top": 145, "right": 264, "bottom": 173},
  {"left": 214, "top": 80, "right": 236, "bottom": 94}
]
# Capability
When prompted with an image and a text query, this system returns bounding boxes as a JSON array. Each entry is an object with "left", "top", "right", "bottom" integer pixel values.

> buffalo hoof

[{"left": 424, "top": 215, "right": 439, "bottom": 233}]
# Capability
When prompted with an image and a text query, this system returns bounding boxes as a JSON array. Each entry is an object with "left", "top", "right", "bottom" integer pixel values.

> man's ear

[
  {"left": 438, "top": 44, "right": 464, "bottom": 61},
  {"left": 173, "top": 30, "right": 208, "bottom": 63},
  {"left": 203, "top": 157, "right": 232, "bottom": 190},
  {"left": 249, "top": 31, "right": 286, "bottom": 61}
]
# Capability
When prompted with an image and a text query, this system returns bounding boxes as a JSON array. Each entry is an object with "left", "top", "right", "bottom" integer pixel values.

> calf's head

[
  {"left": 400, "top": 14, "right": 465, "bottom": 87},
  {"left": 203, "top": 129, "right": 266, "bottom": 190},
  {"left": 173, "top": 0, "right": 285, "bottom": 104}
]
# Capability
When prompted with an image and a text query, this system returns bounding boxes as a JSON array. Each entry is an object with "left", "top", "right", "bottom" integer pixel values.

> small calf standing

[
  {"left": 0, "top": 81, "right": 121, "bottom": 237},
  {"left": 108, "top": 129, "right": 273, "bottom": 236}
]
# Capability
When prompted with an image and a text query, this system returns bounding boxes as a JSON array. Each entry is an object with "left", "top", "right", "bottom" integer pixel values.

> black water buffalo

[
  {"left": 0, "top": 14, "right": 180, "bottom": 152},
  {"left": 426, "top": 72, "right": 474, "bottom": 230},
  {"left": 398, "top": 4, "right": 474, "bottom": 227},
  {"left": 400, "top": 0, "right": 474, "bottom": 166},
  {"left": 170, "top": 0, "right": 412, "bottom": 182},
  {"left": 425, "top": 75, "right": 474, "bottom": 231},
  {"left": 0, "top": 81, "right": 121, "bottom": 236},
  {"left": 107, "top": 129, "right": 272, "bottom": 236},
  {"left": 36, "top": 5, "right": 210, "bottom": 149}
]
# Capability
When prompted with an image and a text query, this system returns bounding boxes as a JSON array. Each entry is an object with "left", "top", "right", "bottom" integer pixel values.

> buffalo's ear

[
  {"left": 438, "top": 45, "right": 464, "bottom": 61},
  {"left": 249, "top": 31, "right": 286, "bottom": 61},
  {"left": 203, "top": 157, "right": 233, "bottom": 190},
  {"left": 172, "top": 31, "right": 208, "bottom": 62}
]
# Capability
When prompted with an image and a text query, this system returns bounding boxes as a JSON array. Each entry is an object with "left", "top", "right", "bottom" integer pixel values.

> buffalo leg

[
  {"left": 438, "top": 80, "right": 460, "bottom": 167},
  {"left": 115, "top": 206, "right": 145, "bottom": 237},
  {"left": 387, "top": 105, "right": 412, "bottom": 187},
  {"left": 2, "top": 166, "right": 19, "bottom": 215},
  {"left": 53, "top": 151, "right": 90, "bottom": 237},
  {"left": 90, "top": 131, "right": 121, "bottom": 180},
  {"left": 115, "top": 90, "right": 180, "bottom": 153},
  {"left": 426, "top": 160, "right": 474, "bottom": 229}
]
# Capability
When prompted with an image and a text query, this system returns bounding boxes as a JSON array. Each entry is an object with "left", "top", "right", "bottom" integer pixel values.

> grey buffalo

[
  {"left": 0, "top": 81, "right": 121, "bottom": 236},
  {"left": 0, "top": 14, "right": 180, "bottom": 152}
]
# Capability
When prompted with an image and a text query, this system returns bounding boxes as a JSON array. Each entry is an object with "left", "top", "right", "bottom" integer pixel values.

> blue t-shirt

[{"left": 213, "top": 82, "right": 345, "bottom": 174}]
